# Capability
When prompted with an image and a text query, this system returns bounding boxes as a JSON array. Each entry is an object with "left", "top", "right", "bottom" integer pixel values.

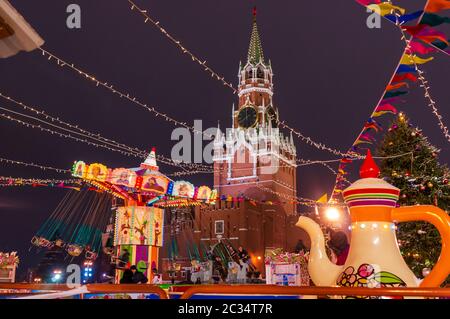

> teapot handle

[{"left": 391, "top": 205, "right": 450, "bottom": 287}]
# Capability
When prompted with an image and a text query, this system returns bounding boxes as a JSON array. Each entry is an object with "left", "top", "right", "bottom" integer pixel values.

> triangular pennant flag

[{"left": 316, "top": 193, "right": 328, "bottom": 204}]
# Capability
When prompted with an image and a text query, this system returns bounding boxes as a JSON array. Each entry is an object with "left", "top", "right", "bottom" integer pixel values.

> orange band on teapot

[{"left": 350, "top": 206, "right": 392, "bottom": 222}]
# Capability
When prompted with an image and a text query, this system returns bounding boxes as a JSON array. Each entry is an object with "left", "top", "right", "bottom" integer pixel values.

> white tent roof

[{"left": 0, "top": 0, "right": 44, "bottom": 58}]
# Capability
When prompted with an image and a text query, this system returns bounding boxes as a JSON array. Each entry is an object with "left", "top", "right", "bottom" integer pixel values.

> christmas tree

[{"left": 377, "top": 112, "right": 450, "bottom": 284}]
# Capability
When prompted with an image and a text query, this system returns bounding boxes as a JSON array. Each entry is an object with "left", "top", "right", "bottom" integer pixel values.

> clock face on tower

[{"left": 238, "top": 107, "right": 257, "bottom": 128}]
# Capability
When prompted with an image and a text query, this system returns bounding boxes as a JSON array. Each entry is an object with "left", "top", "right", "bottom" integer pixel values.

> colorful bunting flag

[
  {"left": 399, "top": 54, "right": 434, "bottom": 65},
  {"left": 367, "top": 2, "right": 406, "bottom": 16},
  {"left": 316, "top": 193, "right": 328, "bottom": 204}
]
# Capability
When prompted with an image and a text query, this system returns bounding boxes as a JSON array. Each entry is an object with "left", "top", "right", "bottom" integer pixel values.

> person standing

[
  {"left": 119, "top": 269, "right": 134, "bottom": 284},
  {"left": 328, "top": 231, "right": 350, "bottom": 266},
  {"left": 130, "top": 265, "right": 148, "bottom": 284},
  {"left": 152, "top": 274, "right": 162, "bottom": 284}
]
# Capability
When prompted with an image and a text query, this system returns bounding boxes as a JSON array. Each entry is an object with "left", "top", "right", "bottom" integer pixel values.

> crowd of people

[
  {"left": 119, "top": 265, "right": 148, "bottom": 284},
  {"left": 114, "top": 234, "right": 349, "bottom": 285}
]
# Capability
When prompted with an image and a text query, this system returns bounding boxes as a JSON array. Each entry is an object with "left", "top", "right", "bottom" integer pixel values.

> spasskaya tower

[{"left": 213, "top": 8, "right": 297, "bottom": 217}]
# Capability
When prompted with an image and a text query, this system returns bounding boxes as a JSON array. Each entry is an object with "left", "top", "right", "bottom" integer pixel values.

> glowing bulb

[
  {"left": 325, "top": 207, "right": 340, "bottom": 221},
  {"left": 360, "top": 223, "right": 366, "bottom": 229}
]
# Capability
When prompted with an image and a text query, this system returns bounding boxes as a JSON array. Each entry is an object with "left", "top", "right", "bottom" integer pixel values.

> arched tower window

[
  {"left": 256, "top": 67, "right": 264, "bottom": 79},
  {"left": 246, "top": 67, "right": 253, "bottom": 80}
]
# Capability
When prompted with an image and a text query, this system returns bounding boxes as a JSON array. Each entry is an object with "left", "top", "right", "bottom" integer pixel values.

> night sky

[{"left": 0, "top": 0, "right": 449, "bottom": 278}]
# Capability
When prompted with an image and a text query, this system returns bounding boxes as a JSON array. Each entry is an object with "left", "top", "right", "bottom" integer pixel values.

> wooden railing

[
  {"left": 2, "top": 283, "right": 450, "bottom": 299},
  {"left": 0, "top": 283, "right": 169, "bottom": 299},
  {"left": 179, "top": 285, "right": 450, "bottom": 299},
  {"left": 0, "top": 283, "right": 70, "bottom": 291},
  {"left": 85, "top": 284, "right": 169, "bottom": 299}
]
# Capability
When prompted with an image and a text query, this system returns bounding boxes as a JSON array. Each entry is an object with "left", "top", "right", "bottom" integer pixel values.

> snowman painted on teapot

[{"left": 296, "top": 150, "right": 450, "bottom": 297}]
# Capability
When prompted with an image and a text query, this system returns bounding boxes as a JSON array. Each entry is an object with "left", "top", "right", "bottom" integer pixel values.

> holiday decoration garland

[
  {"left": 126, "top": 0, "right": 236, "bottom": 93},
  {"left": 357, "top": 0, "right": 450, "bottom": 55},
  {"left": 331, "top": 1, "right": 448, "bottom": 200}
]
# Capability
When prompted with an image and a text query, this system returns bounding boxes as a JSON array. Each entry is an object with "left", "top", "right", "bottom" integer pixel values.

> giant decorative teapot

[{"left": 296, "top": 150, "right": 450, "bottom": 292}]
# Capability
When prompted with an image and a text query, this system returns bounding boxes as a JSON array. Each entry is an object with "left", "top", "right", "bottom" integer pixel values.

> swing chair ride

[{"left": 30, "top": 148, "right": 218, "bottom": 282}]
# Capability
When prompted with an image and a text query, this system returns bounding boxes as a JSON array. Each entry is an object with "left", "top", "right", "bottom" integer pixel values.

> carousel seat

[
  {"left": 54, "top": 239, "right": 65, "bottom": 248},
  {"left": 66, "top": 244, "right": 83, "bottom": 256},
  {"left": 85, "top": 250, "right": 98, "bottom": 260}
]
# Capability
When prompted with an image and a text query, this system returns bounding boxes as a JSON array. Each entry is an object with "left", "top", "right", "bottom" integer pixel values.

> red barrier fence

[
  {"left": 1, "top": 283, "right": 450, "bottom": 299},
  {"left": 179, "top": 285, "right": 450, "bottom": 299}
]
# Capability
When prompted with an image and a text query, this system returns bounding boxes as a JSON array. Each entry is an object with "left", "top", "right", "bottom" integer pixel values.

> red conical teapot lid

[
  {"left": 359, "top": 150, "right": 380, "bottom": 178},
  {"left": 343, "top": 150, "right": 399, "bottom": 208}
]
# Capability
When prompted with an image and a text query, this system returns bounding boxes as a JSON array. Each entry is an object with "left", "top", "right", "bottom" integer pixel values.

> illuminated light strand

[
  {"left": 168, "top": 151, "right": 415, "bottom": 177},
  {"left": 319, "top": 162, "right": 351, "bottom": 185},
  {"left": 254, "top": 184, "right": 316, "bottom": 207},
  {"left": 38, "top": 48, "right": 213, "bottom": 139},
  {"left": 0, "top": 98, "right": 212, "bottom": 170},
  {"left": 297, "top": 152, "right": 414, "bottom": 166},
  {"left": 126, "top": 0, "right": 236, "bottom": 93},
  {"left": 0, "top": 105, "right": 144, "bottom": 158},
  {"left": 125, "top": 0, "right": 354, "bottom": 158},
  {"left": 392, "top": 11, "right": 450, "bottom": 142},
  {"left": 330, "top": 10, "right": 447, "bottom": 199},
  {"left": 256, "top": 184, "right": 349, "bottom": 208},
  {"left": 0, "top": 176, "right": 81, "bottom": 185},
  {"left": 240, "top": 193, "right": 310, "bottom": 208},
  {"left": 0, "top": 107, "right": 141, "bottom": 158},
  {"left": 0, "top": 91, "right": 146, "bottom": 156},
  {"left": 278, "top": 121, "right": 362, "bottom": 159},
  {"left": 402, "top": 44, "right": 450, "bottom": 142},
  {"left": 38, "top": 45, "right": 361, "bottom": 158},
  {"left": 0, "top": 157, "right": 70, "bottom": 174}
]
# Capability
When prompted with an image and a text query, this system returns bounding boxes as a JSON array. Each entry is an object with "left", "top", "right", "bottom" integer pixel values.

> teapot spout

[{"left": 296, "top": 216, "right": 344, "bottom": 286}]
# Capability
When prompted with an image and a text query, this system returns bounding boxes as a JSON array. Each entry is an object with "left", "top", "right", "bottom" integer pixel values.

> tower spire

[{"left": 247, "top": 6, "right": 265, "bottom": 65}]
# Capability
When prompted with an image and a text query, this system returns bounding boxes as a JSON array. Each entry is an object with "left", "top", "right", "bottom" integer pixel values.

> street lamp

[{"left": 324, "top": 207, "right": 341, "bottom": 222}]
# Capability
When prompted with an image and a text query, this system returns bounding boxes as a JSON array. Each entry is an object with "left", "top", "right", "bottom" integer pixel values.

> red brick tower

[
  {"left": 160, "top": 10, "right": 307, "bottom": 279},
  {"left": 193, "top": 10, "right": 300, "bottom": 269},
  {"left": 213, "top": 9, "right": 297, "bottom": 216}
]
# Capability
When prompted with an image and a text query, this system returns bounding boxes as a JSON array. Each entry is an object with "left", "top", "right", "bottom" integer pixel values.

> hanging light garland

[
  {"left": 0, "top": 94, "right": 213, "bottom": 171},
  {"left": 279, "top": 121, "right": 360, "bottom": 158},
  {"left": 37, "top": 48, "right": 359, "bottom": 158},
  {"left": 0, "top": 107, "right": 141, "bottom": 158},
  {"left": 400, "top": 39, "right": 450, "bottom": 142},
  {"left": 330, "top": 7, "right": 448, "bottom": 200},
  {"left": 0, "top": 91, "right": 146, "bottom": 156},
  {"left": 124, "top": 1, "right": 359, "bottom": 159},
  {"left": 38, "top": 48, "right": 211, "bottom": 138},
  {"left": 0, "top": 157, "right": 70, "bottom": 174},
  {"left": 126, "top": 0, "right": 236, "bottom": 93},
  {"left": 0, "top": 176, "right": 81, "bottom": 186},
  {"left": 34, "top": 3, "right": 448, "bottom": 172}
]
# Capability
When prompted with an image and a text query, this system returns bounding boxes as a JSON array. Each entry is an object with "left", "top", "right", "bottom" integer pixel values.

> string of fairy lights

[
  {"left": 0, "top": 107, "right": 212, "bottom": 170},
  {"left": 123, "top": 1, "right": 450, "bottom": 162},
  {"left": 122, "top": 0, "right": 364, "bottom": 159},
  {"left": 1, "top": 3, "right": 447, "bottom": 204},
  {"left": 0, "top": 91, "right": 212, "bottom": 171},
  {"left": 0, "top": 176, "right": 80, "bottom": 186},
  {"left": 0, "top": 157, "right": 70, "bottom": 174},
  {"left": 389, "top": 10, "right": 449, "bottom": 143},
  {"left": 400, "top": 40, "right": 450, "bottom": 143},
  {"left": 126, "top": 0, "right": 237, "bottom": 93},
  {"left": 38, "top": 47, "right": 212, "bottom": 139},
  {"left": 37, "top": 48, "right": 357, "bottom": 158},
  {"left": 0, "top": 107, "right": 143, "bottom": 158},
  {"left": 0, "top": 92, "right": 146, "bottom": 156}
]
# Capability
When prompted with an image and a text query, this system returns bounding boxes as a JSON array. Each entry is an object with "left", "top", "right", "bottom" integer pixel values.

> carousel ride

[{"left": 31, "top": 148, "right": 218, "bottom": 283}]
